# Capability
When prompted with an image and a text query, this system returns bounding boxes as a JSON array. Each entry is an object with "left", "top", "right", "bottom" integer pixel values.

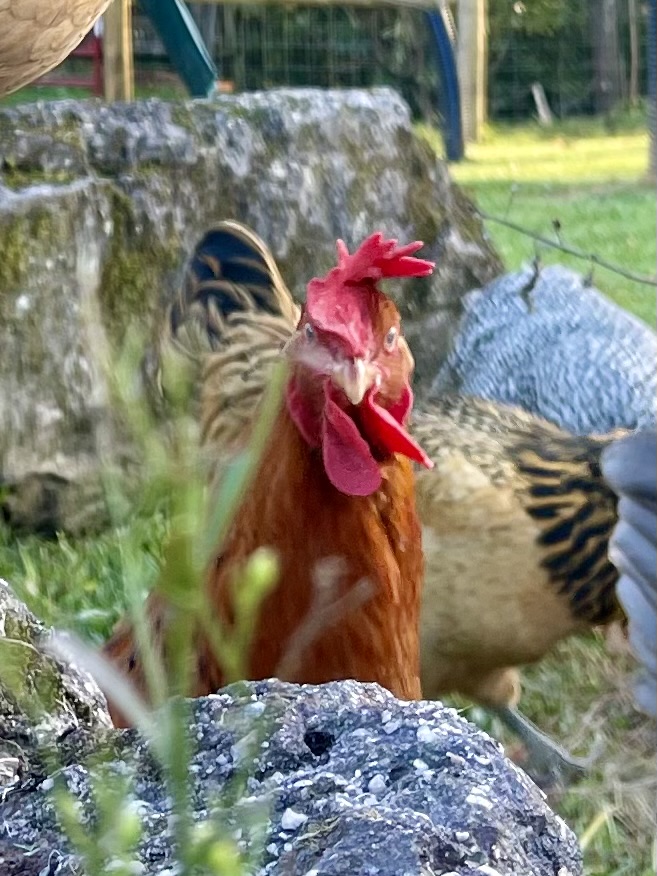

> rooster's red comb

[
  {"left": 333, "top": 233, "right": 435, "bottom": 283},
  {"left": 305, "top": 232, "right": 434, "bottom": 355}
]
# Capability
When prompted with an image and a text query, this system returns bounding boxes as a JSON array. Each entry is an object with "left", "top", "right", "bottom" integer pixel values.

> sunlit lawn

[{"left": 419, "top": 109, "right": 656, "bottom": 326}]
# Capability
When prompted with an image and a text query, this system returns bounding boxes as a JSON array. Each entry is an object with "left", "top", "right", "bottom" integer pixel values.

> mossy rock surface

[
  {"left": 0, "top": 88, "right": 501, "bottom": 533},
  {"left": 0, "top": 579, "right": 110, "bottom": 793}
]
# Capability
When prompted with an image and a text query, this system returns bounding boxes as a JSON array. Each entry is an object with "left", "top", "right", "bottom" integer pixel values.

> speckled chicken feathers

[
  {"left": 601, "top": 429, "right": 657, "bottom": 716},
  {"left": 430, "top": 265, "right": 657, "bottom": 435},
  {"left": 0, "top": 0, "right": 111, "bottom": 97}
]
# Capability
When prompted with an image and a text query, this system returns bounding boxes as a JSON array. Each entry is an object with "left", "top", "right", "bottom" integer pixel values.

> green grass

[
  {"left": 0, "top": 81, "right": 187, "bottom": 108},
  {"left": 1, "top": 113, "right": 656, "bottom": 874},
  {"left": 0, "top": 514, "right": 167, "bottom": 643},
  {"left": 419, "top": 108, "right": 656, "bottom": 326},
  {"left": 519, "top": 636, "right": 656, "bottom": 876},
  {"left": 0, "top": 85, "right": 93, "bottom": 106}
]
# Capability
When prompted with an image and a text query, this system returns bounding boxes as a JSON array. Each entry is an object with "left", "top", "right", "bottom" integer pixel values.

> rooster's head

[{"left": 284, "top": 232, "right": 434, "bottom": 497}]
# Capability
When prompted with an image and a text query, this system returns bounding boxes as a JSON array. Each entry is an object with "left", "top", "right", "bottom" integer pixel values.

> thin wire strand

[{"left": 476, "top": 209, "right": 657, "bottom": 289}]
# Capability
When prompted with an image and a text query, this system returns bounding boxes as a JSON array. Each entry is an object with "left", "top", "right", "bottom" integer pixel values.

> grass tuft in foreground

[{"left": 1, "top": 333, "right": 286, "bottom": 875}]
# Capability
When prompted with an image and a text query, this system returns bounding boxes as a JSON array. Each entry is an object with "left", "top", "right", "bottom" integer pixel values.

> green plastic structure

[{"left": 141, "top": 0, "right": 217, "bottom": 97}]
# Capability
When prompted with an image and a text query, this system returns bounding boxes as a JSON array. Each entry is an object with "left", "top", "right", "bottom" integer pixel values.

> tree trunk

[
  {"left": 457, "top": 0, "right": 487, "bottom": 143},
  {"left": 103, "top": 0, "right": 134, "bottom": 101},
  {"left": 590, "top": 0, "right": 623, "bottom": 113},
  {"left": 648, "top": 0, "right": 656, "bottom": 178},
  {"left": 627, "top": 0, "right": 639, "bottom": 105}
]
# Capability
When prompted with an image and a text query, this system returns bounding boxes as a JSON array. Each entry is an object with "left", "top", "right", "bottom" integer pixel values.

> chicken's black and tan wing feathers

[
  {"left": 514, "top": 431, "right": 620, "bottom": 624},
  {"left": 413, "top": 394, "right": 623, "bottom": 628}
]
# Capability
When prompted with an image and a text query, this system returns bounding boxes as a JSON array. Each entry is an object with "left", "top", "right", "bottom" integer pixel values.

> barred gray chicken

[{"left": 431, "top": 266, "right": 657, "bottom": 435}]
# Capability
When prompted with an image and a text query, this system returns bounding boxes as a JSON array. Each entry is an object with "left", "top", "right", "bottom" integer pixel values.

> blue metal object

[
  {"left": 425, "top": 6, "right": 464, "bottom": 161},
  {"left": 140, "top": 0, "right": 217, "bottom": 97}
]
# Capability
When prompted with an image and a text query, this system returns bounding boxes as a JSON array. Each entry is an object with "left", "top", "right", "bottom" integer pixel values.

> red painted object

[{"left": 37, "top": 28, "right": 103, "bottom": 96}]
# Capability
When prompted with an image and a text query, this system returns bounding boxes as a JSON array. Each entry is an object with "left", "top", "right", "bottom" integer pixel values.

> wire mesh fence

[
  {"left": 130, "top": 1, "right": 651, "bottom": 124},
  {"left": 134, "top": 3, "right": 441, "bottom": 121}
]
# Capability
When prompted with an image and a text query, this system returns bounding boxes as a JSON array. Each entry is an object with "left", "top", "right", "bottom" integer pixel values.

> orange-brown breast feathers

[
  {"left": 103, "top": 402, "right": 424, "bottom": 724},
  {"left": 202, "top": 405, "right": 424, "bottom": 700}
]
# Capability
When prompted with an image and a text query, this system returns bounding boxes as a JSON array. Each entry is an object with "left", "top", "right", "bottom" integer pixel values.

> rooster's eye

[
  {"left": 304, "top": 322, "right": 315, "bottom": 341},
  {"left": 384, "top": 326, "right": 398, "bottom": 351}
]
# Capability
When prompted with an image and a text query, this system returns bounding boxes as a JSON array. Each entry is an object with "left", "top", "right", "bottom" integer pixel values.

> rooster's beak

[{"left": 332, "top": 358, "right": 378, "bottom": 406}]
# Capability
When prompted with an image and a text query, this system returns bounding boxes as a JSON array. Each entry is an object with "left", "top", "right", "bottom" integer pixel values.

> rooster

[
  {"left": 103, "top": 230, "right": 435, "bottom": 727},
  {"left": 157, "top": 221, "right": 642, "bottom": 786}
]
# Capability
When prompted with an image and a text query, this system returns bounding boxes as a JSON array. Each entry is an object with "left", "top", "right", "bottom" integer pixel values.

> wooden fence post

[
  {"left": 103, "top": 0, "right": 134, "bottom": 101},
  {"left": 457, "top": 0, "right": 487, "bottom": 144}
]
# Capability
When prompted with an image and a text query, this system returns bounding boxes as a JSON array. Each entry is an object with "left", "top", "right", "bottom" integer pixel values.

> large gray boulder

[
  {"left": 0, "top": 88, "right": 500, "bottom": 534},
  {"left": 431, "top": 265, "right": 657, "bottom": 435},
  {"left": 0, "top": 675, "right": 582, "bottom": 875}
]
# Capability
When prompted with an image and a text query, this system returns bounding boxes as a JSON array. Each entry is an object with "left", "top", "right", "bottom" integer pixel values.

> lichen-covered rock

[
  {"left": 430, "top": 265, "right": 657, "bottom": 434},
  {"left": 0, "top": 88, "right": 501, "bottom": 534},
  {"left": 0, "top": 179, "right": 115, "bottom": 476},
  {"left": 0, "top": 678, "right": 582, "bottom": 875},
  {"left": 0, "top": 579, "right": 111, "bottom": 792}
]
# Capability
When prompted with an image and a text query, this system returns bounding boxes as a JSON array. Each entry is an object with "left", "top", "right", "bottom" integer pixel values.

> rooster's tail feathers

[{"left": 168, "top": 220, "right": 299, "bottom": 358}]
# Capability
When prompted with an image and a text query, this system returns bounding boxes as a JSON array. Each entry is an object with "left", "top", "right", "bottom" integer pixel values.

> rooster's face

[{"left": 283, "top": 233, "right": 434, "bottom": 497}]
